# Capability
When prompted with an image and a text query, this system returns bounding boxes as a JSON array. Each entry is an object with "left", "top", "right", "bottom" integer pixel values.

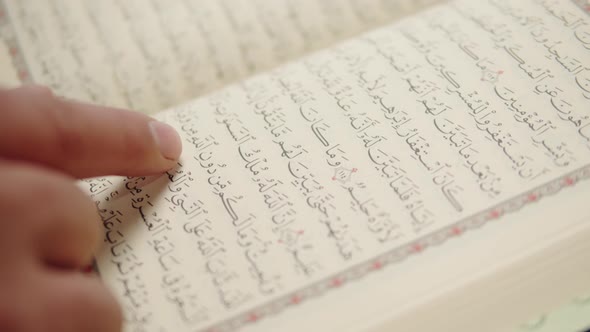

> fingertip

[
  {"left": 148, "top": 120, "right": 183, "bottom": 161},
  {"left": 0, "top": 85, "right": 183, "bottom": 177}
]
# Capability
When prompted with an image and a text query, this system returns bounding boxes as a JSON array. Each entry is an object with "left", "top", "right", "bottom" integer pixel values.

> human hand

[{"left": 0, "top": 85, "right": 182, "bottom": 331}]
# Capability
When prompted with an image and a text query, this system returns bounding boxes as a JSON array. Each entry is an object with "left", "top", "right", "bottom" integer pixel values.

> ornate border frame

[{"left": 201, "top": 167, "right": 590, "bottom": 332}]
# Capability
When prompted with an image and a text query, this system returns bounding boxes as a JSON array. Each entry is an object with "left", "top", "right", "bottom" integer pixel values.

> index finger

[{"left": 0, "top": 85, "right": 182, "bottom": 178}]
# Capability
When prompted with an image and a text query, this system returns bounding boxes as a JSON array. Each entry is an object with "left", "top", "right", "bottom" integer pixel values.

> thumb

[{"left": 0, "top": 85, "right": 182, "bottom": 178}]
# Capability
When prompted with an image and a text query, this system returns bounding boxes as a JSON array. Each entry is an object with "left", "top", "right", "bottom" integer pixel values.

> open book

[{"left": 2, "top": 0, "right": 590, "bottom": 331}]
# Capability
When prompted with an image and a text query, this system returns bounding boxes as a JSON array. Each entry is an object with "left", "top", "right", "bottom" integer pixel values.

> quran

[{"left": 1, "top": 0, "right": 590, "bottom": 331}]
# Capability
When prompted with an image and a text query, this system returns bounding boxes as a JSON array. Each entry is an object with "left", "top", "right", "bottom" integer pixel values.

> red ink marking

[
  {"left": 451, "top": 227, "right": 463, "bottom": 236},
  {"left": 489, "top": 210, "right": 500, "bottom": 219},
  {"left": 277, "top": 240, "right": 283, "bottom": 244},
  {"left": 412, "top": 244, "right": 423, "bottom": 253},
  {"left": 352, "top": 168, "right": 358, "bottom": 172},
  {"left": 331, "top": 277, "right": 343, "bottom": 287},
  {"left": 527, "top": 193, "right": 538, "bottom": 202},
  {"left": 9, "top": 47, "right": 18, "bottom": 56},
  {"left": 371, "top": 261, "right": 383, "bottom": 270},
  {"left": 247, "top": 313, "right": 259, "bottom": 322},
  {"left": 565, "top": 177, "right": 574, "bottom": 186},
  {"left": 498, "top": 70, "right": 504, "bottom": 74},
  {"left": 297, "top": 230, "right": 304, "bottom": 235},
  {"left": 290, "top": 295, "right": 302, "bottom": 304},
  {"left": 332, "top": 177, "right": 336, "bottom": 181}
]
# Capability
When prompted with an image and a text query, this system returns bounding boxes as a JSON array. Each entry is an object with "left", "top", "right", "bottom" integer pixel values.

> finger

[
  {"left": 0, "top": 160, "right": 100, "bottom": 268},
  {"left": 0, "top": 85, "right": 182, "bottom": 178},
  {"left": 34, "top": 270, "right": 122, "bottom": 332},
  {"left": 0, "top": 257, "right": 35, "bottom": 331}
]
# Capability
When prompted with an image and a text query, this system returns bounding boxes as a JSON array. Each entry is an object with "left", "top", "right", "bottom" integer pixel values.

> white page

[
  {"left": 0, "top": 0, "right": 439, "bottom": 113},
  {"left": 84, "top": 0, "right": 590, "bottom": 331}
]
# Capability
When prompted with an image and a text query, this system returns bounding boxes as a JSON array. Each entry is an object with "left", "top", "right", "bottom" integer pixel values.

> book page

[
  {"left": 84, "top": 0, "right": 590, "bottom": 331},
  {"left": 0, "top": 0, "right": 439, "bottom": 113}
]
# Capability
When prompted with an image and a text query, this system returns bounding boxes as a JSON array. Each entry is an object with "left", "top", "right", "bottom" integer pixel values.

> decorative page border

[
  {"left": 200, "top": 166, "right": 590, "bottom": 332},
  {"left": 0, "top": 0, "right": 32, "bottom": 84}
]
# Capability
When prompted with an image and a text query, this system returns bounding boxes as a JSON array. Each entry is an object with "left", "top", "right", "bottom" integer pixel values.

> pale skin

[{"left": 0, "top": 85, "right": 183, "bottom": 332}]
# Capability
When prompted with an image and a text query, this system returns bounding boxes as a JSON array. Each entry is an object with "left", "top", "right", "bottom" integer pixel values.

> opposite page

[
  {"left": 0, "top": 0, "right": 439, "bottom": 113},
  {"left": 85, "top": 0, "right": 590, "bottom": 331}
]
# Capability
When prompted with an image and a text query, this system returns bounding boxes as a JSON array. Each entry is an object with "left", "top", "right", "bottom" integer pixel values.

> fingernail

[{"left": 149, "top": 121, "right": 182, "bottom": 160}]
